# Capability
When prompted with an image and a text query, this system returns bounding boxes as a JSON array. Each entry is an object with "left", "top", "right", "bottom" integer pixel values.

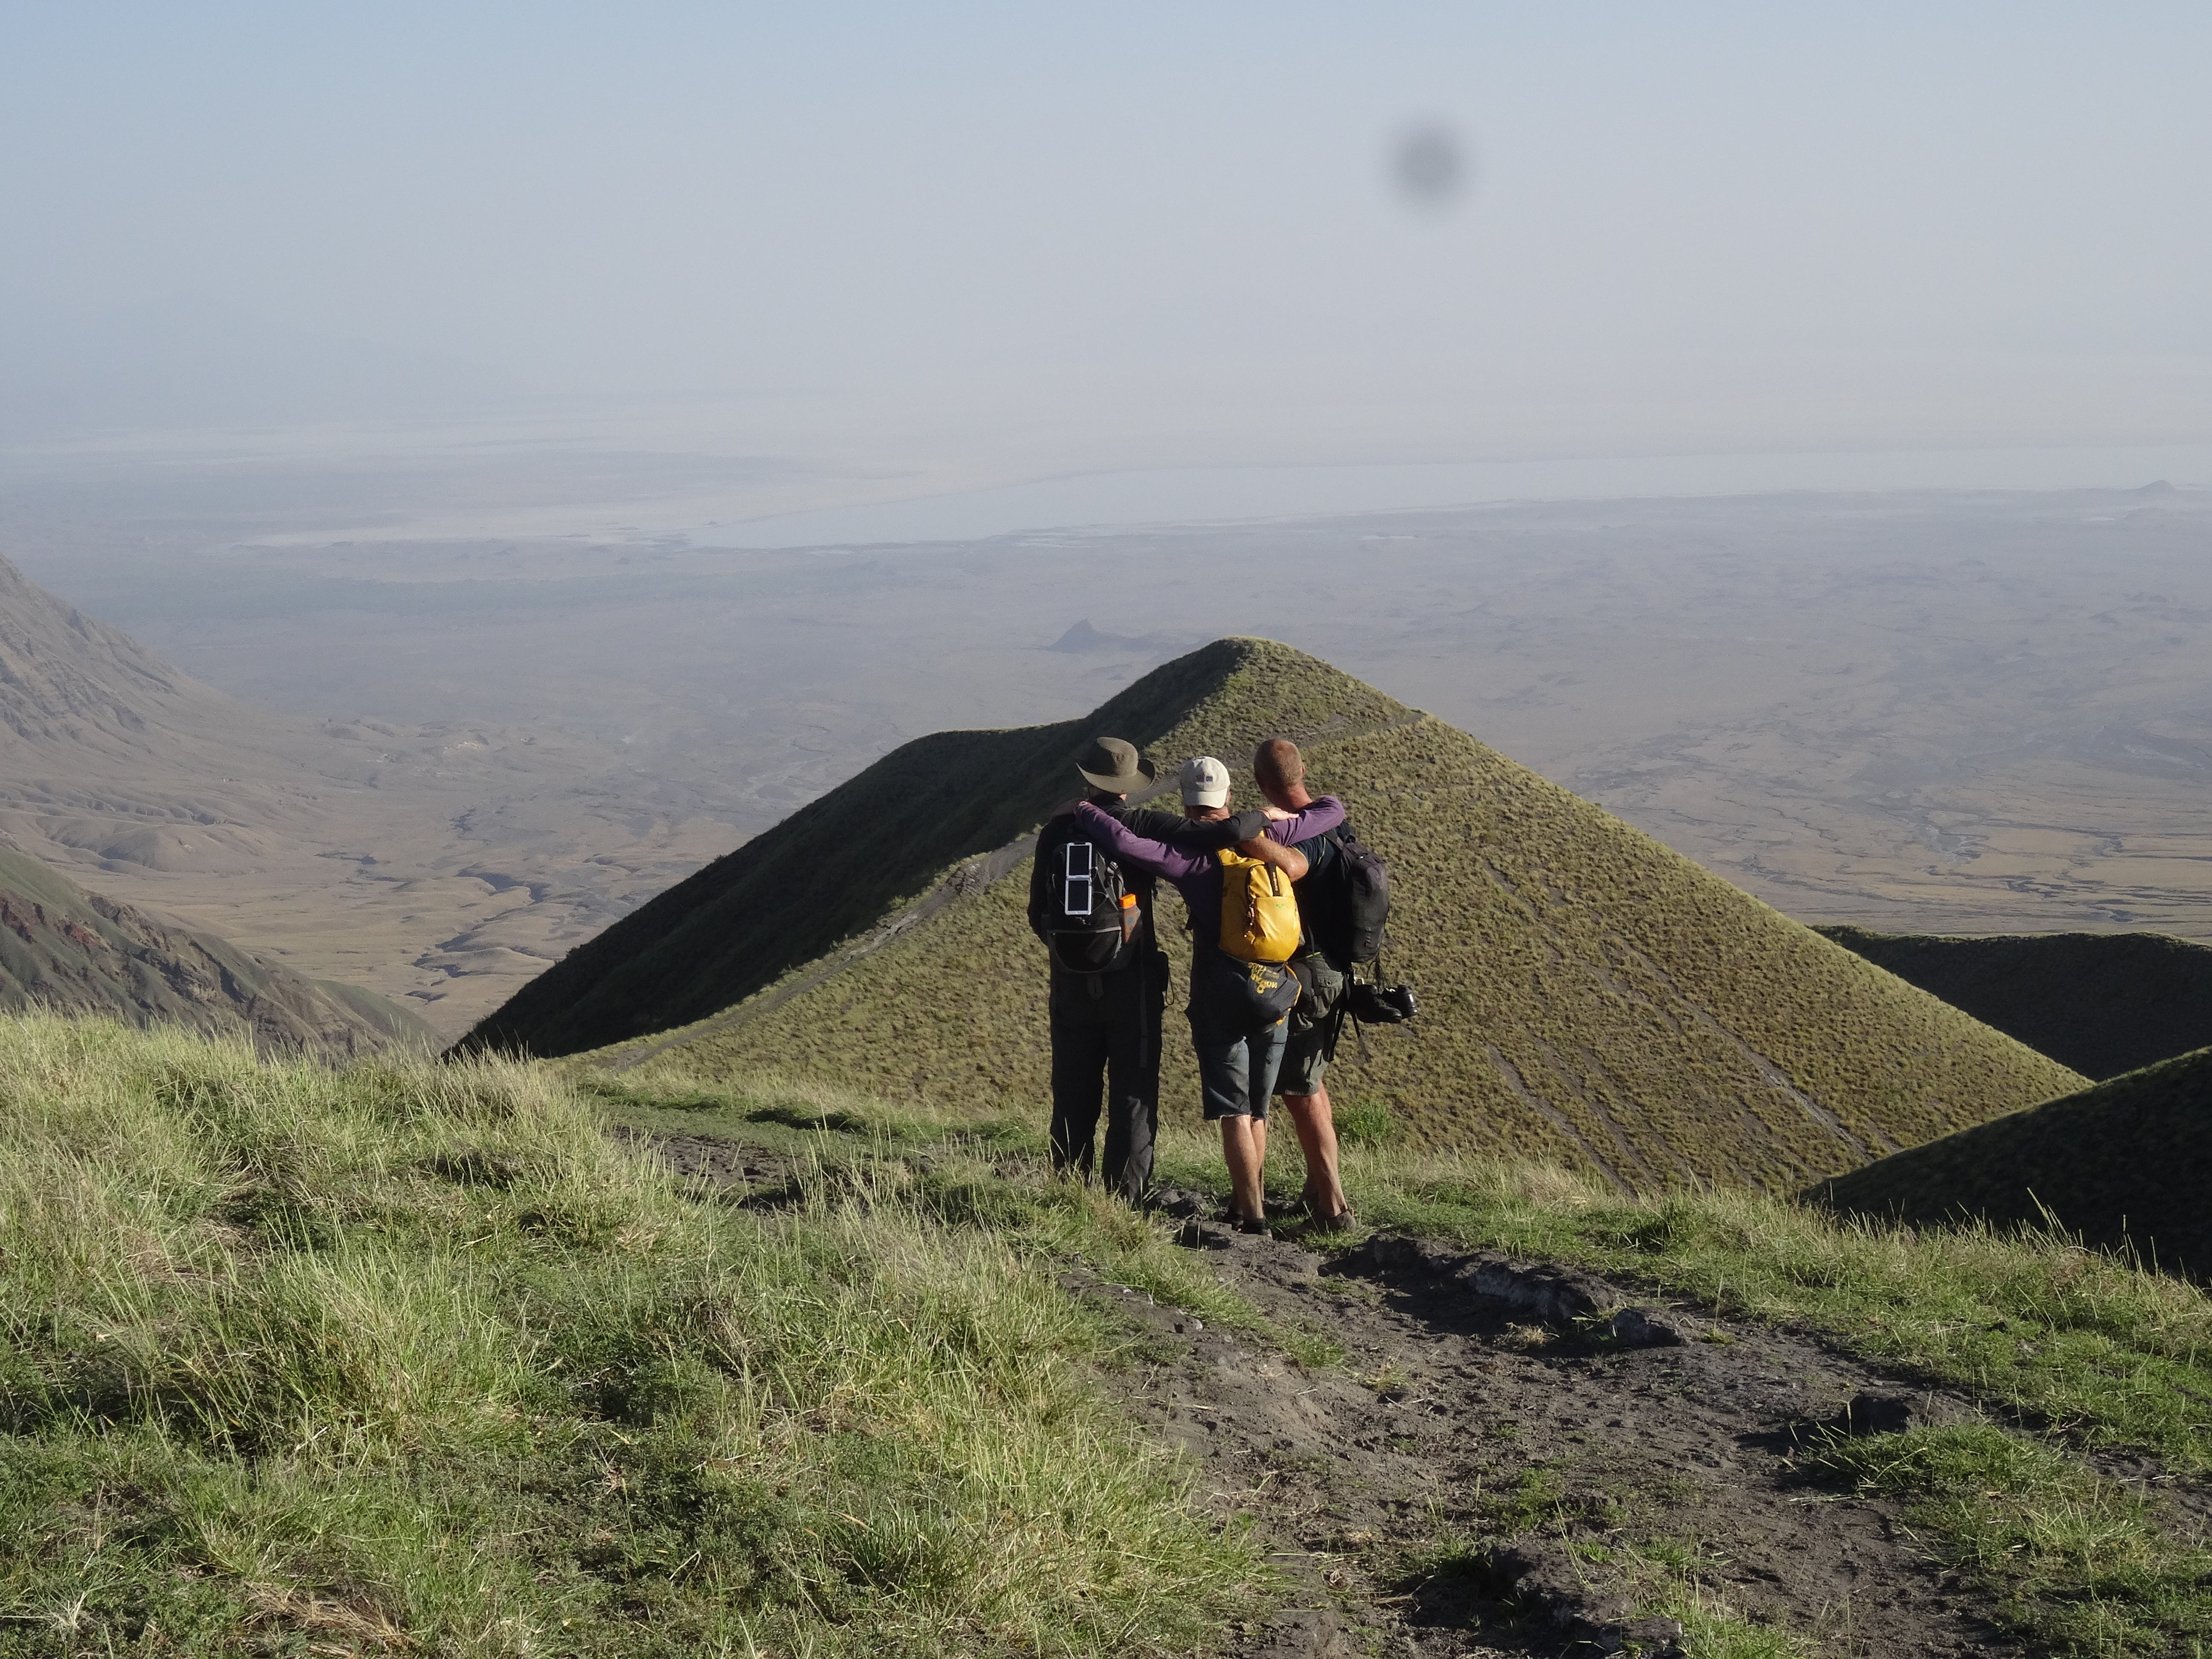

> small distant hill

[
  {"left": 1049, "top": 620, "right": 1166, "bottom": 654},
  {"left": 0, "top": 844, "right": 434, "bottom": 1057},
  {"left": 466, "top": 640, "right": 2082, "bottom": 1195},
  {"left": 1816, "top": 927, "right": 2212, "bottom": 1080},
  {"left": 1810, "top": 1047, "right": 2212, "bottom": 1278}
]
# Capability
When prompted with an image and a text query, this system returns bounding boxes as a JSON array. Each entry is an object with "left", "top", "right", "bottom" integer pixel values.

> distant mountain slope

[
  {"left": 0, "top": 551, "right": 332, "bottom": 861},
  {"left": 0, "top": 547, "right": 745, "bottom": 1031},
  {"left": 0, "top": 845, "right": 434, "bottom": 1057},
  {"left": 1815, "top": 927, "right": 2212, "bottom": 1081},
  {"left": 473, "top": 639, "right": 2083, "bottom": 1194},
  {"left": 1810, "top": 1047, "right": 2212, "bottom": 1278}
]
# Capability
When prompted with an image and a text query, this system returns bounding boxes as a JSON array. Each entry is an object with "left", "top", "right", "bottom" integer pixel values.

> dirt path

[
  {"left": 622, "top": 1129, "right": 2024, "bottom": 1657},
  {"left": 1090, "top": 1213, "right": 2027, "bottom": 1659}
]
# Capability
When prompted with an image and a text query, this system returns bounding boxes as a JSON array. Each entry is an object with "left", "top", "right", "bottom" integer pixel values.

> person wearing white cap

[{"left": 1073, "top": 756, "right": 1346, "bottom": 1231}]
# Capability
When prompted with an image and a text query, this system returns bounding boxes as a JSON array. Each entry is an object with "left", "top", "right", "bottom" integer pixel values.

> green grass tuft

[
  {"left": 1331, "top": 1094, "right": 1399, "bottom": 1148},
  {"left": 0, "top": 1016, "right": 1256, "bottom": 1657},
  {"left": 1805, "top": 1424, "right": 2212, "bottom": 1656}
]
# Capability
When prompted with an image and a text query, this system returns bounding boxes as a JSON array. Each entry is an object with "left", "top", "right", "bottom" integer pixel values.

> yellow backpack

[{"left": 1216, "top": 848, "right": 1301, "bottom": 963}]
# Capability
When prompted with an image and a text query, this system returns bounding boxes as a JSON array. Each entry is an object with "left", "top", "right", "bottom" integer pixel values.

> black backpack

[
  {"left": 1044, "top": 832, "right": 1141, "bottom": 974},
  {"left": 1301, "top": 822, "right": 1391, "bottom": 968}
]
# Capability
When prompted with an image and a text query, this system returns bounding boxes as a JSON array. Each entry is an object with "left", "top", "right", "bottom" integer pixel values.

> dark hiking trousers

[{"left": 1048, "top": 949, "right": 1167, "bottom": 1203}]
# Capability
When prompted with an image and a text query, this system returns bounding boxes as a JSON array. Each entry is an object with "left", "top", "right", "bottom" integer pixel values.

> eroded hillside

[
  {"left": 0, "top": 550, "right": 738, "bottom": 1031},
  {"left": 0, "top": 847, "right": 432, "bottom": 1055}
]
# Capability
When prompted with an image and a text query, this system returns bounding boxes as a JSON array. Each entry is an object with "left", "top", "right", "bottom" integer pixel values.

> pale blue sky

[{"left": 4, "top": 3, "right": 2208, "bottom": 465}]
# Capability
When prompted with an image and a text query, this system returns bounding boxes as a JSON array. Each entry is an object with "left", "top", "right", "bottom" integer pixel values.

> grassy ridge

[
  {"left": 1817, "top": 926, "right": 2212, "bottom": 1080},
  {"left": 1811, "top": 1045, "right": 2212, "bottom": 1280},
  {"left": 12, "top": 1018, "right": 2211, "bottom": 1658},
  {"left": 0, "top": 1016, "right": 1252, "bottom": 1657},
  {"left": 606, "top": 643, "right": 2084, "bottom": 1193}
]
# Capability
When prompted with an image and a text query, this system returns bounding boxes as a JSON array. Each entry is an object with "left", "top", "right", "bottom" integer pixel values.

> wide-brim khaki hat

[{"left": 1077, "top": 736, "right": 1157, "bottom": 794}]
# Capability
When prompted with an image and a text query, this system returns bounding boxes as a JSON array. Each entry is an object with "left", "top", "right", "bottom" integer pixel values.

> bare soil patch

[{"left": 608, "top": 1124, "right": 801, "bottom": 1196}]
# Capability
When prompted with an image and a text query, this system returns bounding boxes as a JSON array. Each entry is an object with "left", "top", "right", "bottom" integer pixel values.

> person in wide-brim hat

[
  {"left": 1028, "top": 733, "right": 1262, "bottom": 1208},
  {"left": 1075, "top": 736, "right": 1156, "bottom": 796}
]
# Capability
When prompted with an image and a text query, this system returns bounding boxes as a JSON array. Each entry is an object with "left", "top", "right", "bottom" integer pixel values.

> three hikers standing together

[{"left": 1028, "top": 733, "right": 1377, "bottom": 1231}]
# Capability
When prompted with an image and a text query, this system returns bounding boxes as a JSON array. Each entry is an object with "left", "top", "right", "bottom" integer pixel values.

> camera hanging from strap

[{"left": 1326, "top": 943, "right": 1420, "bottom": 1065}]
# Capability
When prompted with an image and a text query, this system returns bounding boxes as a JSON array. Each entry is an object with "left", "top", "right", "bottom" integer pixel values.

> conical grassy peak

[
  {"left": 463, "top": 639, "right": 1406, "bottom": 1058},
  {"left": 512, "top": 641, "right": 2082, "bottom": 1195}
]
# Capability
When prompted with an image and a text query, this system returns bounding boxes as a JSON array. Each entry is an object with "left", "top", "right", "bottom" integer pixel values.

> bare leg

[
  {"left": 1281, "top": 1085, "right": 1348, "bottom": 1220},
  {"left": 1220, "top": 1115, "right": 1269, "bottom": 1223}
]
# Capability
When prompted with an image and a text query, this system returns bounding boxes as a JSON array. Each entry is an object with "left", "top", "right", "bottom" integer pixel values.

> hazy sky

[{"left": 5, "top": 3, "right": 2209, "bottom": 472}]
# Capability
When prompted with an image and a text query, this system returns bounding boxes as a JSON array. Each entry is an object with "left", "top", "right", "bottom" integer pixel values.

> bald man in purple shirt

[{"left": 1074, "top": 756, "right": 1346, "bottom": 1230}]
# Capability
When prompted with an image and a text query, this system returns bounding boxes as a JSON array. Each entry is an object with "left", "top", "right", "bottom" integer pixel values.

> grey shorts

[
  {"left": 1274, "top": 954, "right": 1345, "bottom": 1097},
  {"left": 1188, "top": 1008, "right": 1288, "bottom": 1121},
  {"left": 1275, "top": 1019, "right": 1329, "bottom": 1097}
]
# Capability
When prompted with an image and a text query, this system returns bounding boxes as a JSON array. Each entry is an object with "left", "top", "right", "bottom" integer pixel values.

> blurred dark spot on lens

[{"left": 1393, "top": 121, "right": 1467, "bottom": 207}]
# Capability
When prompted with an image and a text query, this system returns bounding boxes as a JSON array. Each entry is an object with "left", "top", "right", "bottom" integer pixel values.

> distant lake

[{"left": 690, "top": 442, "right": 2212, "bottom": 550}]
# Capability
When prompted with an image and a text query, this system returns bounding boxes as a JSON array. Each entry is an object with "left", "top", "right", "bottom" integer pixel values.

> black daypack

[
  {"left": 1302, "top": 822, "right": 1391, "bottom": 968},
  {"left": 1044, "top": 832, "right": 1141, "bottom": 974}
]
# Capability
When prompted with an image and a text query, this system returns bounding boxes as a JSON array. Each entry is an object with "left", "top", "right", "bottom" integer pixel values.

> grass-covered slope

[
  {"left": 567, "top": 640, "right": 2082, "bottom": 1194},
  {"left": 0, "top": 845, "right": 434, "bottom": 1056},
  {"left": 1811, "top": 1045, "right": 2212, "bottom": 1277},
  {"left": 0, "top": 1016, "right": 1248, "bottom": 1657},
  {"left": 462, "top": 638, "right": 1409, "bottom": 1057},
  {"left": 11, "top": 1014, "right": 2207, "bottom": 1658},
  {"left": 1816, "top": 926, "right": 2212, "bottom": 1080}
]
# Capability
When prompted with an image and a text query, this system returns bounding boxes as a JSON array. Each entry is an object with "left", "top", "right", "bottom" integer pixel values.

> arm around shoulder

[
  {"left": 1144, "top": 806, "right": 1266, "bottom": 850},
  {"left": 1073, "top": 801, "right": 1184, "bottom": 877},
  {"left": 1269, "top": 795, "right": 1346, "bottom": 843},
  {"left": 1239, "top": 832, "right": 1309, "bottom": 882}
]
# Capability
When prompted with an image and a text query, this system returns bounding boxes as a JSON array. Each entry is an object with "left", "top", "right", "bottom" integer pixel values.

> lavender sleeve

[
  {"left": 1268, "top": 795, "right": 1346, "bottom": 844},
  {"left": 1073, "top": 802, "right": 1209, "bottom": 881}
]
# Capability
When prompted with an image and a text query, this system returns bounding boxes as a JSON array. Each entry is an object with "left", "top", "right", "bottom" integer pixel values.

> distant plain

[{"left": 3, "top": 438, "right": 2207, "bottom": 1033}]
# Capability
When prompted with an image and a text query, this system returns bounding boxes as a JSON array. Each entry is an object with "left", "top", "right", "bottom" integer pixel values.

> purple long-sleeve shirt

[{"left": 1073, "top": 796, "right": 1345, "bottom": 954}]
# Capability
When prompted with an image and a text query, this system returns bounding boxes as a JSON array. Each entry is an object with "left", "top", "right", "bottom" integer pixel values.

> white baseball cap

[{"left": 1179, "top": 755, "right": 1231, "bottom": 808}]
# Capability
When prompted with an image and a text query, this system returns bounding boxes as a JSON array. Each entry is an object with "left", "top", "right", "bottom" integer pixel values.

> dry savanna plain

[{"left": 1, "top": 444, "right": 2208, "bottom": 1039}]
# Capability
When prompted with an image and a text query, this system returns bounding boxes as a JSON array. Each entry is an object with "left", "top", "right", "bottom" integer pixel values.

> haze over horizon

[
  {"left": 4, "top": 3, "right": 2211, "bottom": 1037},
  {"left": 6, "top": 3, "right": 2210, "bottom": 521}
]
